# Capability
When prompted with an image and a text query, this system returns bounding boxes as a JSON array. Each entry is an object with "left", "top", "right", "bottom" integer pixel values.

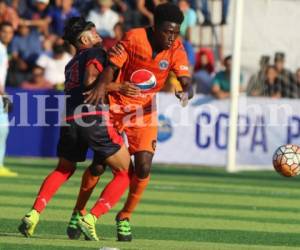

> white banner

[{"left": 154, "top": 93, "right": 300, "bottom": 170}]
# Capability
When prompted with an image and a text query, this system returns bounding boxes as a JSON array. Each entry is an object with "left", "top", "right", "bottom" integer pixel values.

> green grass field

[{"left": 1, "top": 158, "right": 300, "bottom": 250}]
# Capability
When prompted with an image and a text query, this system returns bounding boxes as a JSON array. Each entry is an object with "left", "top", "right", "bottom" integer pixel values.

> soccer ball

[
  {"left": 272, "top": 144, "right": 300, "bottom": 177},
  {"left": 130, "top": 69, "right": 156, "bottom": 91}
]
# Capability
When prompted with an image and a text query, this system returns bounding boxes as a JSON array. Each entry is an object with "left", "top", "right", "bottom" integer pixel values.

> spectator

[
  {"left": 6, "top": 0, "right": 29, "bottom": 17},
  {"left": 21, "top": 0, "right": 51, "bottom": 35},
  {"left": 182, "top": 39, "right": 195, "bottom": 67},
  {"left": 262, "top": 65, "right": 281, "bottom": 98},
  {"left": 136, "top": 0, "right": 168, "bottom": 26},
  {"left": 87, "top": 0, "right": 120, "bottom": 38},
  {"left": 295, "top": 68, "right": 300, "bottom": 98},
  {"left": 11, "top": 23, "right": 43, "bottom": 66},
  {"left": 102, "top": 22, "right": 125, "bottom": 50},
  {"left": 178, "top": 0, "right": 197, "bottom": 41},
  {"left": 21, "top": 65, "right": 52, "bottom": 90},
  {"left": 36, "top": 38, "right": 72, "bottom": 87},
  {"left": 200, "top": 0, "right": 230, "bottom": 26},
  {"left": 193, "top": 48, "right": 215, "bottom": 94},
  {"left": 246, "top": 55, "right": 270, "bottom": 96},
  {"left": 176, "top": 0, "right": 196, "bottom": 70},
  {"left": 136, "top": 0, "right": 155, "bottom": 26},
  {"left": 73, "top": 0, "right": 94, "bottom": 16},
  {"left": 112, "top": 0, "right": 128, "bottom": 16},
  {"left": 211, "top": 55, "right": 242, "bottom": 99},
  {"left": 0, "top": 22, "right": 17, "bottom": 177},
  {"left": 8, "top": 23, "right": 43, "bottom": 86},
  {"left": 120, "top": 0, "right": 142, "bottom": 28},
  {"left": 113, "top": 0, "right": 138, "bottom": 29},
  {"left": 194, "top": 47, "right": 214, "bottom": 73},
  {"left": 49, "top": 0, "right": 80, "bottom": 36},
  {"left": 0, "top": 0, "right": 20, "bottom": 30},
  {"left": 274, "top": 52, "right": 296, "bottom": 98}
]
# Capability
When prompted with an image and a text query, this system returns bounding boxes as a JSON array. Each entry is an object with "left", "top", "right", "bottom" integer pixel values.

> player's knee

[
  {"left": 134, "top": 151, "right": 153, "bottom": 178},
  {"left": 135, "top": 163, "right": 151, "bottom": 179},
  {"left": 89, "top": 163, "right": 106, "bottom": 176},
  {"left": 56, "top": 158, "right": 76, "bottom": 176}
]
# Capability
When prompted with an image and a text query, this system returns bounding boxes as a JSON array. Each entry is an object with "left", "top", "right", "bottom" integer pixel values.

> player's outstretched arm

[{"left": 176, "top": 76, "right": 194, "bottom": 107}]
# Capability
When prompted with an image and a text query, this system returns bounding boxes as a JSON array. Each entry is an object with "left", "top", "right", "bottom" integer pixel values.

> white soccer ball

[{"left": 272, "top": 144, "right": 300, "bottom": 177}]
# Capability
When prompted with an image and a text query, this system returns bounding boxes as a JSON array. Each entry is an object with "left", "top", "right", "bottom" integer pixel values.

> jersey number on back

[{"left": 65, "top": 61, "right": 80, "bottom": 90}]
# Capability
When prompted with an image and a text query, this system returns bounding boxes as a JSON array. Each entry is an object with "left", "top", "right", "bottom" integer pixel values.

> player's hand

[
  {"left": 120, "top": 82, "right": 141, "bottom": 96},
  {"left": 175, "top": 91, "right": 189, "bottom": 107},
  {"left": 2, "top": 95, "right": 13, "bottom": 113},
  {"left": 108, "top": 43, "right": 125, "bottom": 57},
  {"left": 83, "top": 83, "right": 106, "bottom": 105}
]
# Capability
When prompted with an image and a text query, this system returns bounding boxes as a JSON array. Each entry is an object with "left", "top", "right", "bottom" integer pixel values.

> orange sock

[
  {"left": 74, "top": 167, "right": 100, "bottom": 215},
  {"left": 117, "top": 174, "right": 150, "bottom": 220}
]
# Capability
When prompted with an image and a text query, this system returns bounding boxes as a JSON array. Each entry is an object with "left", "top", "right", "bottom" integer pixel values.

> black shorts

[{"left": 57, "top": 114, "right": 123, "bottom": 163}]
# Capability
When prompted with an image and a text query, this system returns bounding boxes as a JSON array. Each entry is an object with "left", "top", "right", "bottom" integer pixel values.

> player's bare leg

[
  {"left": 74, "top": 163, "right": 106, "bottom": 215},
  {"left": 116, "top": 151, "right": 153, "bottom": 241},
  {"left": 77, "top": 145, "right": 131, "bottom": 241}
]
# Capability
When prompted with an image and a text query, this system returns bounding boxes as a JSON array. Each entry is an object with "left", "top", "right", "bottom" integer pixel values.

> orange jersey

[{"left": 109, "top": 27, "right": 190, "bottom": 112}]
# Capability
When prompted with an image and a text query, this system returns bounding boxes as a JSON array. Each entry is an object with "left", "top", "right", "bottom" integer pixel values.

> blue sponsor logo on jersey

[
  {"left": 159, "top": 60, "right": 169, "bottom": 70},
  {"left": 158, "top": 114, "right": 173, "bottom": 142}
]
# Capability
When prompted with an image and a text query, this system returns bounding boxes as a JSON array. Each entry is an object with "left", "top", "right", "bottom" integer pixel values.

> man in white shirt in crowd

[
  {"left": 87, "top": 0, "right": 120, "bottom": 38},
  {"left": 36, "top": 38, "right": 72, "bottom": 88},
  {"left": 0, "top": 22, "right": 17, "bottom": 177}
]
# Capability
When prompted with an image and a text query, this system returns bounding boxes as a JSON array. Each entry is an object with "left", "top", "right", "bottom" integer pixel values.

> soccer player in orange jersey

[{"left": 67, "top": 3, "right": 193, "bottom": 241}]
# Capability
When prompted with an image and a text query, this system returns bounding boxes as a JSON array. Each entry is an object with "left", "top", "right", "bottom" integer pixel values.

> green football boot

[
  {"left": 116, "top": 218, "right": 132, "bottom": 241},
  {"left": 66, "top": 211, "right": 82, "bottom": 239},
  {"left": 77, "top": 213, "right": 99, "bottom": 241},
  {"left": 18, "top": 209, "right": 40, "bottom": 237}
]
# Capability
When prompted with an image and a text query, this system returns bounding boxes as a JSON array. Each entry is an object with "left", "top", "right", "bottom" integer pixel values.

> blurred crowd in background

[{"left": 1, "top": 0, "right": 299, "bottom": 99}]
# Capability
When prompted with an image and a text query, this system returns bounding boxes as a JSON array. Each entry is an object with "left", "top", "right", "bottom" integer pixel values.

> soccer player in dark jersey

[
  {"left": 18, "top": 17, "right": 131, "bottom": 241},
  {"left": 68, "top": 3, "right": 193, "bottom": 242}
]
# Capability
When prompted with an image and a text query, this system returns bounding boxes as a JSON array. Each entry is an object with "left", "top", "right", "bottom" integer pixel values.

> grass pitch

[{"left": 1, "top": 158, "right": 300, "bottom": 250}]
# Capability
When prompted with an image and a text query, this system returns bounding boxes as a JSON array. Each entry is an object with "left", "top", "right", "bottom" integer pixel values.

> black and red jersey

[{"left": 64, "top": 47, "right": 107, "bottom": 116}]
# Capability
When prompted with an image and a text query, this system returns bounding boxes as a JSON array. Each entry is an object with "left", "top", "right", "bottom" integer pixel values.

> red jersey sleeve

[
  {"left": 85, "top": 47, "right": 107, "bottom": 73},
  {"left": 171, "top": 41, "right": 190, "bottom": 78},
  {"left": 109, "top": 31, "right": 132, "bottom": 68}
]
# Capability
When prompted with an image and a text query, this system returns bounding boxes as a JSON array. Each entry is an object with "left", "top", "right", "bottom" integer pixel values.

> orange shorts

[{"left": 111, "top": 111, "right": 158, "bottom": 155}]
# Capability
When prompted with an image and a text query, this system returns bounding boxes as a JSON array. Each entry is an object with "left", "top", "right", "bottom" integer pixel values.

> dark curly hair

[
  {"left": 63, "top": 17, "right": 95, "bottom": 47},
  {"left": 0, "top": 21, "right": 13, "bottom": 31},
  {"left": 154, "top": 3, "right": 184, "bottom": 28}
]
